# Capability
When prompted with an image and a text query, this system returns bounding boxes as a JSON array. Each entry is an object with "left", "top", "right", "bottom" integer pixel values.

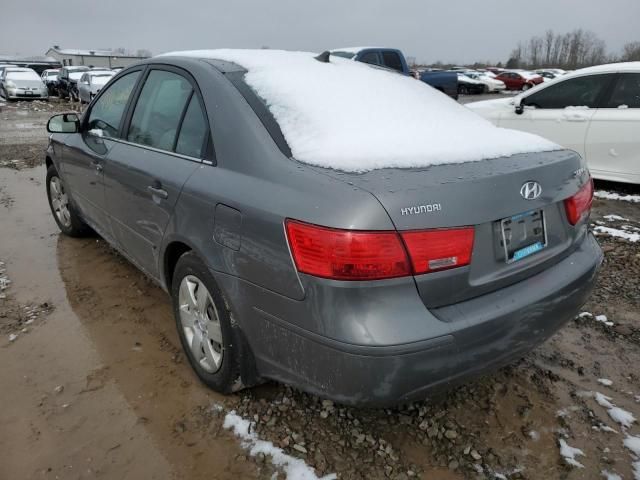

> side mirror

[
  {"left": 515, "top": 100, "right": 525, "bottom": 115},
  {"left": 47, "top": 113, "right": 80, "bottom": 133}
]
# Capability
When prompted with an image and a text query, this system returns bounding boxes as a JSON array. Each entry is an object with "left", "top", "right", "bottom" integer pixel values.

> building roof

[
  {"left": 47, "top": 46, "right": 147, "bottom": 59},
  {"left": 0, "top": 54, "right": 60, "bottom": 64}
]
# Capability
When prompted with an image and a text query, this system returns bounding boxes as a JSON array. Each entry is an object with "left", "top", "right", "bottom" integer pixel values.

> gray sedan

[
  {"left": 1, "top": 67, "right": 48, "bottom": 100},
  {"left": 44, "top": 51, "right": 601, "bottom": 406}
]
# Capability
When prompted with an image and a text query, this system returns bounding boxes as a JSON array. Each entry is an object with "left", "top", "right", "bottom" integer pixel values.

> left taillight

[
  {"left": 285, "top": 219, "right": 475, "bottom": 280},
  {"left": 285, "top": 220, "right": 410, "bottom": 280},
  {"left": 564, "top": 178, "right": 594, "bottom": 225}
]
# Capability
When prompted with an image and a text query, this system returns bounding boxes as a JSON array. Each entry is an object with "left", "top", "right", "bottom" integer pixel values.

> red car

[{"left": 495, "top": 71, "right": 544, "bottom": 91}]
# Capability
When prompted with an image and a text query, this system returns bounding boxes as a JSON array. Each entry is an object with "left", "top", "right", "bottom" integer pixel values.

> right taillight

[
  {"left": 285, "top": 219, "right": 474, "bottom": 280},
  {"left": 564, "top": 178, "right": 594, "bottom": 225}
]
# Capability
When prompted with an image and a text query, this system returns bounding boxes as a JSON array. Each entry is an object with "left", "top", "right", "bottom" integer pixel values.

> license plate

[
  {"left": 24, "top": 91, "right": 33, "bottom": 95},
  {"left": 499, "top": 210, "right": 546, "bottom": 263}
]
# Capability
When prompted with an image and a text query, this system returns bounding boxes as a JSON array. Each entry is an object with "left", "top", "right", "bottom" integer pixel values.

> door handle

[{"left": 147, "top": 185, "right": 168, "bottom": 199}]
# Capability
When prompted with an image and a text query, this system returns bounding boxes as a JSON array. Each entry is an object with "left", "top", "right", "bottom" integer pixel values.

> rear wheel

[
  {"left": 171, "top": 252, "right": 253, "bottom": 393},
  {"left": 458, "top": 85, "right": 469, "bottom": 95},
  {"left": 46, "top": 164, "right": 90, "bottom": 237},
  {"left": 522, "top": 83, "right": 532, "bottom": 91}
]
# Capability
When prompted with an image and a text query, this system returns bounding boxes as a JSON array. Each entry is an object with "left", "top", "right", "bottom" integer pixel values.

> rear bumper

[{"left": 219, "top": 233, "right": 602, "bottom": 406}]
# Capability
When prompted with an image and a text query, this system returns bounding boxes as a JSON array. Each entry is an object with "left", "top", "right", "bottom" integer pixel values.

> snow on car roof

[
  {"left": 161, "top": 49, "right": 560, "bottom": 172},
  {"left": 569, "top": 61, "right": 640, "bottom": 76}
]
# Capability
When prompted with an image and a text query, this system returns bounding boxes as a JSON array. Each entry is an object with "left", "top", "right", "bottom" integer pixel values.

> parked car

[
  {"left": 495, "top": 70, "right": 544, "bottom": 91},
  {"left": 57, "top": 66, "right": 90, "bottom": 100},
  {"left": 467, "top": 62, "right": 640, "bottom": 184},
  {"left": 461, "top": 71, "right": 506, "bottom": 93},
  {"left": 41, "top": 69, "right": 60, "bottom": 95},
  {"left": 44, "top": 50, "right": 601, "bottom": 406},
  {"left": 331, "top": 47, "right": 458, "bottom": 99},
  {"left": 78, "top": 71, "right": 115, "bottom": 103},
  {"left": 0, "top": 67, "right": 48, "bottom": 100},
  {"left": 456, "top": 73, "right": 486, "bottom": 94}
]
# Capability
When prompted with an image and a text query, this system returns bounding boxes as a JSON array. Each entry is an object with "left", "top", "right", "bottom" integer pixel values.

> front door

[
  {"left": 104, "top": 67, "right": 210, "bottom": 279},
  {"left": 499, "top": 73, "right": 615, "bottom": 159},
  {"left": 61, "top": 70, "right": 142, "bottom": 236}
]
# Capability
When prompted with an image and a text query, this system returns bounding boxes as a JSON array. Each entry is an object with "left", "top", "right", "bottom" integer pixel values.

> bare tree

[{"left": 621, "top": 42, "right": 640, "bottom": 61}]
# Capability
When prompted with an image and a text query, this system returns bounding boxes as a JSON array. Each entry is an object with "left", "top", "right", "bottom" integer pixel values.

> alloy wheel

[
  {"left": 49, "top": 176, "right": 72, "bottom": 228},
  {"left": 178, "top": 275, "right": 223, "bottom": 373}
]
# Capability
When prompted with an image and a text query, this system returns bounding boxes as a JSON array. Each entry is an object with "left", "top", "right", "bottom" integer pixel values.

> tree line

[{"left": 507, "top": 29, "right": 640, "bottom": 70}]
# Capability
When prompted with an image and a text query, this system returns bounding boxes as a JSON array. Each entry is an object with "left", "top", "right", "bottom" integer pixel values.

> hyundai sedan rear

[{"left": 44, "top": 50, "right": 602, "bottom": 406}]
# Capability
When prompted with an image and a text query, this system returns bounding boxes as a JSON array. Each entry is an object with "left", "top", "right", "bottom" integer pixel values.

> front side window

[
  {"left": 127, "top": 70, "right": 193, "bottom": 151},
  {"left": 360, "top": 51, "right": 380, "bottom": 66},
  {"left": 381, "top": 52, "right": 404, "bottom": 72},
  {"left": 523, "top": 74, "right": 613, "bottom": 109},
  {"left": 86, "top": 71, "right": 140, "bottom": 137},
  {"left": 606, "top": 73, "right": 640, "bottom": 108},
  {"left": 175, "top": 95, "right": 208, "bottom": 158}
]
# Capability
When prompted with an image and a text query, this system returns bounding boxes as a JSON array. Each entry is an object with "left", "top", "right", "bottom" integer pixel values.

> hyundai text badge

[{"left": 520, "top": 181, "right": 542, "bottom": 200}]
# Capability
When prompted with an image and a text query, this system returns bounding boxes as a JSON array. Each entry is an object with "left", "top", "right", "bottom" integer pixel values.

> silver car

[
  {"left": 1, "top": 67, "right": 48, "bottom": 100},
  {"left": 78, "top": 71, "right": 115, "bottom": 104}
]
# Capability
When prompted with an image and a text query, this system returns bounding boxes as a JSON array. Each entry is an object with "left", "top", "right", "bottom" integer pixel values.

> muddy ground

[{"left": 0, "top": 98, "right": 639, "bottom": 480}]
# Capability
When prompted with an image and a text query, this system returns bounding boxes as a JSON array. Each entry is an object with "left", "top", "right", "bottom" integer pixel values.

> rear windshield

[
  {"left": 6, "top": 71, "right": 40, "bottom": 81},
  {"left": 70, "top": 71, "right": 85, "bottom": 80},
  {"left": 91, "top": 74, "right": 114, "bottom": 85}
]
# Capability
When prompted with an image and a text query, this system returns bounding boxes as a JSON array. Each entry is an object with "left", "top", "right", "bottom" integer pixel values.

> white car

[
  {"left": 77, "top": 71, "right": 115, "bottom": 104},
  {"left": 467, "top": 62, "right": 640, "bottom": 184},
  {"left": 463, "top": 71, "right": 506, "bottom": 92}
]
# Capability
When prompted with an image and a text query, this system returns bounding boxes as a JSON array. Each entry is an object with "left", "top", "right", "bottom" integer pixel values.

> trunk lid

[{"left": 316, "top": 149, "right": 589, "bottom": 307}]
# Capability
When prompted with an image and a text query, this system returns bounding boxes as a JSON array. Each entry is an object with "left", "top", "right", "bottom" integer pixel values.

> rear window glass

[
  {"left": 175, "top": 95, "right": 208, "bottom": 158},
  {"left": 382, "top": 52, "right": 404, "bottom": 72},
  {"left": 127, "top": 70, "right": 193, "bottom": 151},
  {"left": 606, "top": 73, "right": 640, "bottom": 108},
  {"left": 524, "top": 74, "right": 613, "bottom": 109}
]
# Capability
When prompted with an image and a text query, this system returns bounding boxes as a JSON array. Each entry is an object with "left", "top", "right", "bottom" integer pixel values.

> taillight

[
  {"left": 401, "top": 228, "right": 475, "bottom": 274},
  {"left": 285, "top": 220, "right": 475, "bottom": 280},
  {"left": 564, "top": 178, "right": 594, "bottom": 225},
  {"left": 285, "top": 220, "right": 410, "bottom": 280}
]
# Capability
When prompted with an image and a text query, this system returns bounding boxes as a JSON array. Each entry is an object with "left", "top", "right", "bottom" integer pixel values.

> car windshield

[
  {"left": 91, "top": 74, "right": 114, "bottom": 85},
  {"left": 70, "top": 71, "right": 86, "bottom": 80},
  {"left": 330, "top": 51, "right": 356, "bottom": 59},
  {"left": 6, "top": 71, "right": 41, "bottom": 81}
]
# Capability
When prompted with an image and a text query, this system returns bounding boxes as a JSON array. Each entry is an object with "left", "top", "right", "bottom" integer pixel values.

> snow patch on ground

[
  {"left": 0, "top": 260, "right": 10, "bottom": 299},
  {"left": 604, "top": 214, "right": 629, "bottom": 222},
  {"left": 224, "top": 410, "right": 336, "bottom": 480},
  {"left": 595, "top": 191, "right": 640, "bottom": 203},
  {"left": 595, "top": 314, "right": 615, "bottom": 327},
  {"left": 598, "top": 379, "right": 614, "bottom": 387},
  {"left": 594, "top": 225, "right": 640, "bottom": 243},
  {"left": 601, "top": 470, "right": 622, "bottom": 480},
  {"left": 558, "top": 439, "right": 585, "bottom": 468},
  {"left": 625, "top": 435, "right": 640, "bottom": 456},
  {"left": 593, "top": 392, "right": 636, "bottom": 428},
  {"left": 160, "top": 49, "right": 560, "bottom": 172}
]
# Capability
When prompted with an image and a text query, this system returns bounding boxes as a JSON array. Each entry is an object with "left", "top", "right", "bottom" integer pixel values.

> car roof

[{"left": 568, "top": 61, "right": 640, "bottom": 76}]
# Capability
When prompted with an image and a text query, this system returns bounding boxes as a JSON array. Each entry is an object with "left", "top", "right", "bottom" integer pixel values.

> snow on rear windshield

[
  {"left": 161, "top": 49, "right": 561, "bottom": 172},
  {"left": 91, "top": 74, "right": 113, "bottom": 85},
  {"left": 6, "top": 71, "right": 40, "bottom": 81}
]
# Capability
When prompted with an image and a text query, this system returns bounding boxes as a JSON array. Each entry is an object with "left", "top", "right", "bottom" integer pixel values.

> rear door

[
  {"left": 104, "top": 66, "right": 211, "bottom": 280},
  {"left": 585, "top": 72, "right": 640, "bottom": 183},
  {"left": 499, "top": 73, "right": 615, "bottom": 158}
]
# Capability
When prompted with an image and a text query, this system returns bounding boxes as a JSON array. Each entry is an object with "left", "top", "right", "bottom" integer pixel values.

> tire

[
  {"left": 522, "top": 83, "right": 531, "bottom": 91},
  {"left": 171, "top": 252, "right": 255, "bottom": 394},
  {"left": 483, "top": 85, "right": 489, "bottom": 94},
  {"left": 46, "top": 164, "right": 90, "bottom": 237},
  {"left": 458, "top": 85, "right": 469, "bottom": 95}
]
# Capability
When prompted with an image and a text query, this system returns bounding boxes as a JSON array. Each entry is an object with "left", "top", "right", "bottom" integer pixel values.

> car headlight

[{"left": 6, "top": 81, "right": 16, "bottom": 89}]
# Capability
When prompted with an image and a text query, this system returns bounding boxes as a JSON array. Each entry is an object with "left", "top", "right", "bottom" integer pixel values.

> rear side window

[
  {"left": 359, "top": 51, "right": 380, "bottom": 66},
  {"left": 127, "top": 70, "right": 192, "bottom": 151},
  {"left": 606, "top": 73, "right": 640, "bottom": 108},
  {"left": 523, "top": 74, "right": 612, "bottom": 109},
  {"left": 87, "top": 71, "right": 140, "bottom": 137},
  {"left": 175, "top": 95, "right": 208, "bottom": 158},
  {"left": 382, "top": 52, "right": 404, "bottom": 73}
]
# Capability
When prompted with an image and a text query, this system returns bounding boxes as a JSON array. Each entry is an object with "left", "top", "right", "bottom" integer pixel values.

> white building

[{"left": 45, "top": 46, "right": 148, "bottom": 68}]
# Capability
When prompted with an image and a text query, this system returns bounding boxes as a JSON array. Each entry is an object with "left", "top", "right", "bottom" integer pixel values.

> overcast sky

[{"left": 2, "top": 0, "right": 639, "bottom": 64}]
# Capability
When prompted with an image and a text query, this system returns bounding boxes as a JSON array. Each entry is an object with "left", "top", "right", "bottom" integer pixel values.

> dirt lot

[{"left": 0, "top": 97, "right": 639, "bottom": 480}]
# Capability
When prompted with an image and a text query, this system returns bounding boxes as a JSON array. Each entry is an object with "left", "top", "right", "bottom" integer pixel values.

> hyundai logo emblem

[{"left": 520, "top": 181, "right": 542, "bottom": 200}]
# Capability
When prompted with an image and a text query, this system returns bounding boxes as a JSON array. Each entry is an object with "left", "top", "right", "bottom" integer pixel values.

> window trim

[
  {"left": 522, "top": 73, "right": 617, "bottom": 110},
  {"left": 119, "top": 64, "right": 215, "bottom": 164}
]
